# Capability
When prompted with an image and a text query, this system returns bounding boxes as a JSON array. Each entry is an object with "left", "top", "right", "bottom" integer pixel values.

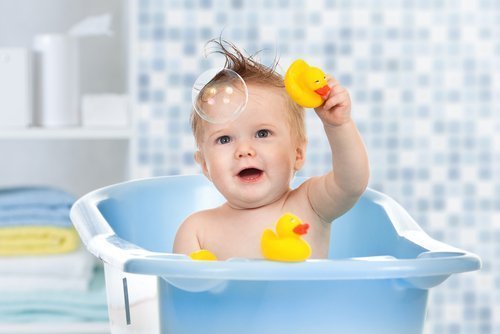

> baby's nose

[{"left": 235, "top": 143, "right": 256, "bottom": 159}]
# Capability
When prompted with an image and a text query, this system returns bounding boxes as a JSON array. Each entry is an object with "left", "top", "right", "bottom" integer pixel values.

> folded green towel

[{"left": 0, "top": 266, "right": 108, "bottom": 322}]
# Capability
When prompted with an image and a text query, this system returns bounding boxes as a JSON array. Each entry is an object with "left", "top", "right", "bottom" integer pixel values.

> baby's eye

[
  {"left": 256, "top": 129, "right": 271, "bottom": 138},
  {"left": 216, "top": 135, "right": 231, "bottom": 144}
]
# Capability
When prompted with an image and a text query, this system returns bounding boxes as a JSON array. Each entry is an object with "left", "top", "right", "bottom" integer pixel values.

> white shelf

[
  {"left": 0, "top": 127, "right": 132, "bottom": 140},
  {"left": 0, "top": 322, "right": 110, "bottom": 334}
]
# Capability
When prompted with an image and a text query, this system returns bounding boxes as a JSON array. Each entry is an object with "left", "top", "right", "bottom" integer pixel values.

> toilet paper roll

[{"left": 33, "top": 34, "right": 80, "bottom": 127}]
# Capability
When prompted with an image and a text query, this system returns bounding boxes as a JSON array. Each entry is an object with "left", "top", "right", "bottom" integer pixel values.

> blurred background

[{"left": 0, "top": 0, "right": 497, "bottom": 333}]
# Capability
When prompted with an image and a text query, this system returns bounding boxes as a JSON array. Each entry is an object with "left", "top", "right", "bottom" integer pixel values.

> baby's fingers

[
  {"left": 322, "top": 96, "right": 337, "bottom": 111},
  {"left": 322, "top": 88, "right": 348, "bottom": 111},
  {"left": 319, "top": 76, "right": 340, "bottom": 100}
]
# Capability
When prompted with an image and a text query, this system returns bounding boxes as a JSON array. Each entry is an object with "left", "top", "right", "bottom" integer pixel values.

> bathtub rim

[{"left": 71, "top": 175, "right": 481, "bottom": 285}]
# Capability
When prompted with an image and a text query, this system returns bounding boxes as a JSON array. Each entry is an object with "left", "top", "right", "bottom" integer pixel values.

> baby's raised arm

[{"left": 306, "top": 77, "right": 370, "bottom": 223}]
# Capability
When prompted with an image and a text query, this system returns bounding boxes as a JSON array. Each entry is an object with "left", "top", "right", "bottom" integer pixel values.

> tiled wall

[{"left": 132, "top": 0, "right": 498, "bottom": 332}]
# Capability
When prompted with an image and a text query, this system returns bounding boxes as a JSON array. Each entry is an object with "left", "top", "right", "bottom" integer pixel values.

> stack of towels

[{"left": 0, "top": 187, "right": 108, "bottom": 323}]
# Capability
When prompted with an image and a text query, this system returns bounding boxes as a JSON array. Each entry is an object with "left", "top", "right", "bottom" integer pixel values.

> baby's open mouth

[{"left": 237, "top": 168, "right": 263, "bottom": 182}]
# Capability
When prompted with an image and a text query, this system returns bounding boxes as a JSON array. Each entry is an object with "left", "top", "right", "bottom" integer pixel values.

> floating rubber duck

[
  {"left": 189, "top": 249, "right": 218, "bottom": 261},
  {"left": 261, "top": 213, "right": 312, "bottom": 262},
  {"left": 284, "top": 59, "right": 331, "bottom": 108}
]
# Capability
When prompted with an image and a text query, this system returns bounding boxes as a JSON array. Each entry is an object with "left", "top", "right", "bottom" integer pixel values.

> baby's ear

[
  {"left": 294, "top": 143, "right": 307, "bottom": 171},
  {"left": 194, "top": 151, "right": 211, "bottom": 180}
]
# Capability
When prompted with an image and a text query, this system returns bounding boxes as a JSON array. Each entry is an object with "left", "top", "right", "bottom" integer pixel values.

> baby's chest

[{"left": 203, "top": 225, "right": 264, "bottom": 260}]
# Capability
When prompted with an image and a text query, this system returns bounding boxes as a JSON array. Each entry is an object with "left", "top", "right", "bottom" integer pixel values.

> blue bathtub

[{"left": 70, "top": 175, "right": 481, "bottom": 334}]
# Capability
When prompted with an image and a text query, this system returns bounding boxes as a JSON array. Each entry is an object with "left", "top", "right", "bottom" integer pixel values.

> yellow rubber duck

[
  {"left": 284, "top": 59, "right": 331, "bottom": 108},
  {"left": 189, "top": 249, "right": 218, "bottom": 261},
  {"left": 261, "top": 213, "right": 312, "bottom": 262}
]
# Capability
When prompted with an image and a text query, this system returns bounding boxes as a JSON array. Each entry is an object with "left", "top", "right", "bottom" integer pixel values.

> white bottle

[
  {"left": 0, "top": 48, "right": 32, "bottom": 128},
  {"left": 33, "top": 34, "right": 80, "bottom": 127}
]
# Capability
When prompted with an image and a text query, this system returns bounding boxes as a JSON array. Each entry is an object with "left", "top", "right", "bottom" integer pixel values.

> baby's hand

[{"left": 314, "top": 76, "right": 352, "bottom": 127}]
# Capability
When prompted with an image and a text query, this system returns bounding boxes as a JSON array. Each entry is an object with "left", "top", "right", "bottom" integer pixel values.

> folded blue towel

[
  {"left": 0, "top": 187, "right": 75, "bottom": 228},
  {"left": 0, "top": 208, "right": 72, "bottom": 228},
  {"left": 0, "top": 266, "right": 108, "bottom": 322},
  {"left": 0, "top": 187, "right": 75, "bottom": 210}
]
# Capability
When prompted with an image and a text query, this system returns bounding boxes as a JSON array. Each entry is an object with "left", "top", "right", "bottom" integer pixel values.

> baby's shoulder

[
  {"left": 183, "top": 209, "right": 208, "bottom": 224},
  {"left": 182, "top": 207, "right": 222, "bottom": 227},
  {"left": 283, "top": 177, "right": 323, "bottom": 216},
  {"left": 286, "top": 177, "right": 317, "bottom": 201}
]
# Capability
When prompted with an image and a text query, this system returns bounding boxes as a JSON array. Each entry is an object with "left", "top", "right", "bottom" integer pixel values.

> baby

[{"left": 174, "top": 42, "right": 369, "bottom": 260}]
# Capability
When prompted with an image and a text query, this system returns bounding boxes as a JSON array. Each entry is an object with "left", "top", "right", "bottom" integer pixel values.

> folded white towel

[
  {"left": 0, "top": 246, "right": 95, "bottom": 278},
  {"left": 0, "top": 274, "right": 93, "bottom": 292}
]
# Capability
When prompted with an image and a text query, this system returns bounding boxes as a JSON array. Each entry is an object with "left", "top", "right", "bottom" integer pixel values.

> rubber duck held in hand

[
  {"left": 261, "top": 213, "right": 312, "bottom": 262},
  {"left": 284, "top": 59, "right": 331, "bottom": 108}
]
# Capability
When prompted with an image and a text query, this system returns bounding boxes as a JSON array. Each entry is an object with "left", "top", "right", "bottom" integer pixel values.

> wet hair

[{"left": 191, "top": 39, "right": 306, "bottom": 147}]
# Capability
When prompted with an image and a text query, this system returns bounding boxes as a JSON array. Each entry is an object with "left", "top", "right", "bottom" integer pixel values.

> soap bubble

[{"left": 192, "top": 68, "right": 248, "bottom": 124}]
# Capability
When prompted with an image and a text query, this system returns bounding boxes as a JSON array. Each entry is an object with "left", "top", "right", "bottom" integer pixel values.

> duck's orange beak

[
  {"left": 314, "top": 85, "right": 331, "bottom": 98},
  {"left": 293, "top": 223, "right": 310, "bottom": 235}
]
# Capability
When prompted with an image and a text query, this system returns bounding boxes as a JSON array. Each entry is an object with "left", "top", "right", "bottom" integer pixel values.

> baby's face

[{"left": 195, "top": 84, "right": 306, "bottom": 209}]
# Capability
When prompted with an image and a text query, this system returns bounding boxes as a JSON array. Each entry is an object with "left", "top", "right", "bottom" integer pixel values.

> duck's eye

[
  {"left": 216, "top": 135, "right": 231, "bottom": 144},
  {"left": 315, "top": 80, "right": 320, "bottom": 83},
  {"left": 256, "top": 129, "right": 270, "bottom": 138},
  {"left": 324, "top": 76, "right": 326, "bottom": 79}
]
